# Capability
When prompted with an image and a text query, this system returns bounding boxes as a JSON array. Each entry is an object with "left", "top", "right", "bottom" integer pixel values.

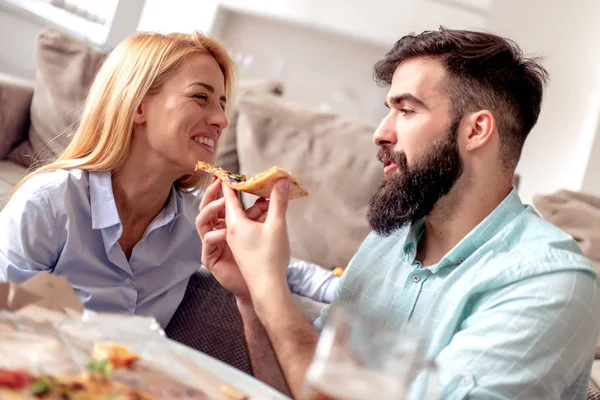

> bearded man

[{"left": 196, "top": 27, "right": 600, "bottom": 400}]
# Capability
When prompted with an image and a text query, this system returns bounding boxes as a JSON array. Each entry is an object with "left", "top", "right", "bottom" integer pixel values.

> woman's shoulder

[{"left": 13, "top": 168, "right": 89, "bottom": 204}]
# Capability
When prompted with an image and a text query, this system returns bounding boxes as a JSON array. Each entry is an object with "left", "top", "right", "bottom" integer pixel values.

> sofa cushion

[
  {"left": 0, "top": 74, "right": 34, "bottom": 159},
  {"left": 0, "top": 160, "right": 29, "bottom": 210},
  {"left": 166, "top": 268, "right": 325, "bottom": 376},
  {"left": 214, "top": 80, "right": 284, "bottom": 175},
  {"left": 533, "top": 189, "right": 600, "bottom": 270},
  {"left": 235, "top": 93, "right": 380, "bottom": 268},
  {"left": 8, "top": 28, "right": 107, "bottom": 167}
]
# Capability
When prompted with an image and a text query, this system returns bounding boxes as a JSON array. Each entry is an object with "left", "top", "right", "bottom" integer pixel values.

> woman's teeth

[{"left": 193, "top": 137, "right": 215, "bottom": 148}]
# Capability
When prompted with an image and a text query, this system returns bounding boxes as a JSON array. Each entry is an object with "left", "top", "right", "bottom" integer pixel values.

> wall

[
  {"left": 0, "top": 6, "right": 46, "bottom": 79},
  {"left": 485, "top": 0, "right": 600, "bottom": 203},
  {"left": 137, "top": 0, "right": 218, "bottom": 34},
  {"left": 217, "top": 9, "right": 389, "bottom": 125}
]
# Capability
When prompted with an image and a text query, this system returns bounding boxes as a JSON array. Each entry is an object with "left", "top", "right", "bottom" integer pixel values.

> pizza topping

[
  {"left": 92, "top": 342, "right": 140, "bottom": 369},
  {"left": 220, "top": 384, "right": 249, "bottom": 400},
  {"left": 0, "top": 367, "right": 32, "bottom": 389},
  {"left": 29, "top": 375, "right": 53, "bottom": 396},
  {"left": 87, "top": 358, "right": 114, "bottom": 378}
]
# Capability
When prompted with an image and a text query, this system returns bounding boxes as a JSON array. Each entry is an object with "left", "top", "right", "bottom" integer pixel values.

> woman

[{"left": 0, "top": 31, "right": 258, "bottom": 328}]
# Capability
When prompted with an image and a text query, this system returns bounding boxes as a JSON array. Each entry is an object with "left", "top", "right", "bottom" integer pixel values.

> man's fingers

[
  {"left": 195, "top": 197, "right": 225, "bottom": 238},
  {"left": 203, "top": 229, "right": 227, "bottom": 248},
  {"left": 223, "top": 184, "right": 246, "bottom": 221},
  {"left": 201, "top": 229, "right": 227, "bottom": 265},
  {"left": 266, "top": 179, "right": 289, "bottom": 224},
  {"left": 245, "top": 198, "right": 269, "bottom": 221},
  {"left": 199, "top": 179, "right": 222, "bottom": 211}
]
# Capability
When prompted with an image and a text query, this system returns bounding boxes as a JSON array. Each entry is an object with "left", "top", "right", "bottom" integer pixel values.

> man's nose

[{"left": 373, "top": 113, "right": 397, "bottom": 146}]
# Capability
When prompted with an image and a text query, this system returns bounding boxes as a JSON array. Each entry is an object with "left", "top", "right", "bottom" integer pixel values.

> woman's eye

[{"left": 193, "top": 94, "right": 208, "bottom": 101}]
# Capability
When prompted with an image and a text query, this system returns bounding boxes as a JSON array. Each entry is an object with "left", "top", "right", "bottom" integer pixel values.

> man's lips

[
  {"left": 381, "top": 158, "right": 398, "bottom": 174},
  {"left": 383, "top": 163, "right": 398, "bottom": 174}
]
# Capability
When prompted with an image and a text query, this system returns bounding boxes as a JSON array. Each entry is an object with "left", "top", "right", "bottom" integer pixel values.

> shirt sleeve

[
  {"left": 286, "top": 259, "right": 340, "bottom": 303},
  {"left": 436, "top": 269, "right": 600, "bottom": 399},
  {"left": 0, "top": 191, "right": 61, "bottom": 282}
]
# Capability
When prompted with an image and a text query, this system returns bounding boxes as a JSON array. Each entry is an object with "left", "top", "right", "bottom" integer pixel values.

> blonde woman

[{"left": 0, "top": 31, "right": 268, "bottom": 328}]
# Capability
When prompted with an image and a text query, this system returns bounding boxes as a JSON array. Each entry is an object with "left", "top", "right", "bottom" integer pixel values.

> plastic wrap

[{"left": 0, "top": 309, "right": 253, "bottom": 400}]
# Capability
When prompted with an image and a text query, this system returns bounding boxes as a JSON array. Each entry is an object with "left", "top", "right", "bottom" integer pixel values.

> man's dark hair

[{"left": 374, "top": 26, "right": 549, "bottom": 169}]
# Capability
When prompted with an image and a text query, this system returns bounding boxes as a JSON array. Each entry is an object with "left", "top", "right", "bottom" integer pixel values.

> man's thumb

[{"left": 267, "top": 178, "right": 289, "bottom": 223}]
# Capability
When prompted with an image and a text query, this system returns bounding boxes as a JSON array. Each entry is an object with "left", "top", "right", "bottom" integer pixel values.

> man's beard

[{"left": 367, "top": 119, "right": 463, "bottom": 236}]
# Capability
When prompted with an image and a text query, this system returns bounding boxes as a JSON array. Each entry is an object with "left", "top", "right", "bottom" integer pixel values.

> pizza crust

[{"left": 196, "top": 162, "right": 309, "bottom": 200}]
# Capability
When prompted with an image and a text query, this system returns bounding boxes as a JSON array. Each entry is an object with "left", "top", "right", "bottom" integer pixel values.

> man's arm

[
  {"left": 251, "top": 285, "right": 320, "bottom": 398},
  {"left": 236, "top": 299, "right": 291, "bottom": 396},
  {"left": 435, "top": 270, "right": 600, "bottom": 399},
  {"left": 218, "top": 180, "right": 321, "bottom": 397}
]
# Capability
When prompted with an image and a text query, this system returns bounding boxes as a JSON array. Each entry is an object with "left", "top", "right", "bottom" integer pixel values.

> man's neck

[{"left": 416, "top": 180, "right": 513, "bottom": 267}]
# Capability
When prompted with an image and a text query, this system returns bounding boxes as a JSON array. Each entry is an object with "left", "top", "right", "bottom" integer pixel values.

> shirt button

[
  {"left": 121, "top": 310, "right": 130, "bottom": 315},
  {"left": 124, "top": 278, "right": 132, "bottom": 285},
  {"left": 410, "top": 247, "right": 416, "bottom": 255},
  {"left": 458, "top": 258, "right": 465, "bottom": 264},
  {"left": 412, "top": 274, "right": 420, "bottom": 283},
  {"left": 460, "top": 376, "right": 471, "bottom": 386}
]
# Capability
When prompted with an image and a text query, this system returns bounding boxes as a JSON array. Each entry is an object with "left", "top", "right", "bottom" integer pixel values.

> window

[
  {"left": 1, "top": 0, "right": 121, "bottom": 44},
  {"left": 46, "top": 0, "right": 119, "bottom": 26}
]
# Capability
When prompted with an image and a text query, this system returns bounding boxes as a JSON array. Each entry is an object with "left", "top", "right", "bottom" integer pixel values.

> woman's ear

[
  {"left": 133, "top": 100, "right": 147, "bottom": 125},
  {"left": 465, "top": 110, "right": 496, "bottom": 151}
]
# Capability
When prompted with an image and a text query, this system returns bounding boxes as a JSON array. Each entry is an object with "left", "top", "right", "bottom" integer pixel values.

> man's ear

[
  {"left": 133, "top": 100, "right": 147, "bottom": 125},
  {"left": 465, "top": 110, "right": 495, "bottom": 151}
]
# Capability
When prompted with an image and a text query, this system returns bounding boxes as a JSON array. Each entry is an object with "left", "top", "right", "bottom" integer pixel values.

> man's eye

[{"left": 400, "top": 108, "right": 414, "bottom": 115}]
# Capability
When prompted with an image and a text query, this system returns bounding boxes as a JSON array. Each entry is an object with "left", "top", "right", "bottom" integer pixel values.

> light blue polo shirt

[{"left": 316, "top": 189, "right": 600, "bottom": 399}]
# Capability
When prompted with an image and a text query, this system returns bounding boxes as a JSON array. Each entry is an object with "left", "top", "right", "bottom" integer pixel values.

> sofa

[{"left": 3, "top": 27, "right": 600, "bottom": 398}]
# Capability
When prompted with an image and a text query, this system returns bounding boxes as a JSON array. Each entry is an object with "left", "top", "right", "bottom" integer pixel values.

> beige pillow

[
  {"left": 533, "top": 190, "right": 600, "bottom": 270},
  {"left": 0, "top": 74, "right": 34, "bottom": 159},
  {"left": 215, "top": 80, "right": 284, "bottom": 174},
  {"left": 9, "top": 28, "right": 107, "bottom": 167},
  {"left": 235, "top": 93, "right": 381, "bottom": 268}
]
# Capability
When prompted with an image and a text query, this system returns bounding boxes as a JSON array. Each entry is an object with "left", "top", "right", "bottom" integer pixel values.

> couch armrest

[{"left": 0, "top": 73, "right": 34, "bottom": 159}]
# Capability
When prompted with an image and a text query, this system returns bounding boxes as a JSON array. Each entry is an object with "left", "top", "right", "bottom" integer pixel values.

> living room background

[{"left": 0, "top": 0, "right": 599, "bottom": 206}]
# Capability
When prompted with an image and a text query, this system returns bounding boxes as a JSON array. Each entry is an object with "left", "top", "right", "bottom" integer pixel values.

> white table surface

[{"left": 169, "top": 339, "right": 292, "bottom": 400}]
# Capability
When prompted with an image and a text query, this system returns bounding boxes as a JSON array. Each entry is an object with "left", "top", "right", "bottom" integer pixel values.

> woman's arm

[{"left": 0, "top": 191, "right": 60, "bottom": 281}]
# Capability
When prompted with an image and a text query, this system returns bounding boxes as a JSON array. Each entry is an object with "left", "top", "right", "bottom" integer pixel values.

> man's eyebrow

[
  {"left": 384, "top": 93, "right": 428, "bottom": 110},
  {"left": 188, "top": 81, "right": 227, "bottom": 103}
]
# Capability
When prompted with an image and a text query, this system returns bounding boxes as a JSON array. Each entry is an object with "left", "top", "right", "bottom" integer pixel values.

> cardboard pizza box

[{"left": 0, "top": 272, "right": 84, "bottom": 314}]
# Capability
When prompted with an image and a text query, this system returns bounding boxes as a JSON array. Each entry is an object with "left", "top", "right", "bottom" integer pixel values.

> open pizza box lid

[{"left": 0, "top": 272, "right": 83, "bottom": 316}]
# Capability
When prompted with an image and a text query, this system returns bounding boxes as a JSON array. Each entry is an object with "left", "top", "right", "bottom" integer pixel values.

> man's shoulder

[{"left": 488, "top": 206, "right": 597, "bottom": 282}]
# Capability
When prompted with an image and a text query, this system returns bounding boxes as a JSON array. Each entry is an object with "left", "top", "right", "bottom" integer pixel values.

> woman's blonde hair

[{"left": 11, "top": 31, "right": 235, "bottom": 198}]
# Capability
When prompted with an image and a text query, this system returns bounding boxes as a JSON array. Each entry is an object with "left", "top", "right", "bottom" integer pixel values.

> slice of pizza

[{"left": 196, "top": 161, "right": 309, "bottom": 200}]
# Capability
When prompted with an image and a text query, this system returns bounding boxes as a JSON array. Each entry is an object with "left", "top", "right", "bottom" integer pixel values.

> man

[{"left": 196, "top": 27, "right": 600, "bottom": 399}]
